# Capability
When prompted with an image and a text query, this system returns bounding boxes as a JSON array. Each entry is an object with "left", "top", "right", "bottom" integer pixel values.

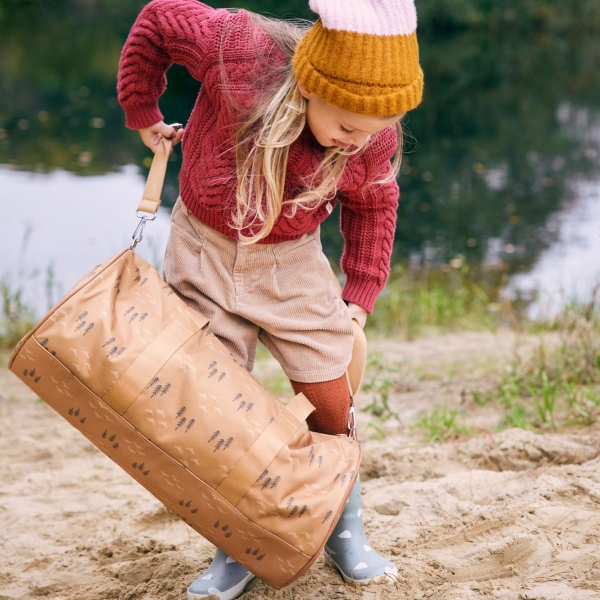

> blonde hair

[{"left": 222, "top": 13, "right": 403, "bottom": 244}]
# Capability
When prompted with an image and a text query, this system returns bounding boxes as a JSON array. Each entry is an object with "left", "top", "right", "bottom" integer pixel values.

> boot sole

[
  {"left": 186, "top": 572, "right": 255, "bottom": 600},
  {"left": 323, "top": 550, "right": 398, "bottom": 585}
]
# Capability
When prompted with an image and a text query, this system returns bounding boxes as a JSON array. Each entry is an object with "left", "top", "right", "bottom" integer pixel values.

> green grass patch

[
  {"left": 253, "top": 342, "right": 294, "bottom": 396},
  {"left": 473, "top": 306, "right": 600, "bottom": 431},
  {"left": 258, "top": 372, "right": 293, "bottom": 396},
  {"left": 368, "top": 262, "right": 517, "bottom": 339},
  {"left": 412, "top": 405, "right": 473, "bottom": 442}
]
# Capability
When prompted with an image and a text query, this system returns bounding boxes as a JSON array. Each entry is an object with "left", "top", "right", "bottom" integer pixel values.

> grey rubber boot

[
  {"left": 324, "top": 477, "right": 398, "bottom": 584},
  {"left": 187, "top": 548, "right": 255, "bottom": 600}
]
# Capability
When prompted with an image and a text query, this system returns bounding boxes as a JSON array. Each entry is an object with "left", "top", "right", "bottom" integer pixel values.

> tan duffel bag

[{"left": 8, "top": 136, "right": 364, "bottom": 590}]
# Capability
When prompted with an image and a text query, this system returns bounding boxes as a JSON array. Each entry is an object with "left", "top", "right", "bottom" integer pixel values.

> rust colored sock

[{"left": 290, "top": 374, "right": 351, "bottom": 436}]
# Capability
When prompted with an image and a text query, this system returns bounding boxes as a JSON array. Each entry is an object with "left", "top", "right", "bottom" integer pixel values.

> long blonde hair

[{"left": 222, "top": 13, "right": 403, "bottom": 244}]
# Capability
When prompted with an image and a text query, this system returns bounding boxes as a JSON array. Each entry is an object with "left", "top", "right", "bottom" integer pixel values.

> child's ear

[{"left": 297, "top": 82, "right": 311, "bottom": 100}]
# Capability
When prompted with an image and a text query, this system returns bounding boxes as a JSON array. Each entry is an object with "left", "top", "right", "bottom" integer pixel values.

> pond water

[
  {"left": 507, "top": 179, "right": 600, "bottom": 317},
  {"left": 2, "top": 2, "right": 600, "bottom": 318},
  {"left": 0, "top": 166, "right": 172, "bottom": 315}
]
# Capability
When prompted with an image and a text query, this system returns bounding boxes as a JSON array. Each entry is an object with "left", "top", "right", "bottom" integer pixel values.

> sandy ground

[{"left": 1, "top": 331, "right": 600, "bottom": 600}]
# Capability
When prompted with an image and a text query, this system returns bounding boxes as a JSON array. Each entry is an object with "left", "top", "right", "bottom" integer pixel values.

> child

[{"left": 118, "top": 0, "right": 423, "bottom": 597}]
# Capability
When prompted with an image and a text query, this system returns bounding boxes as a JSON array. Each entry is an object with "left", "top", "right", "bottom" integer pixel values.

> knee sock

[{"left": 289, "top": 374, "right": 351, "bottom": 436}]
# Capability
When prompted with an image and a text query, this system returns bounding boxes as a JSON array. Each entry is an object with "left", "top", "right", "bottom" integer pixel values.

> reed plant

[
  {"left": 367, "top": 286, "right": 600, "bottom": 440},
  {"left": 0, "top": 277, "right": 36, "bottom": 348},
  {"left": 360, "top": 353, "right": 403, "bottom": 439}
]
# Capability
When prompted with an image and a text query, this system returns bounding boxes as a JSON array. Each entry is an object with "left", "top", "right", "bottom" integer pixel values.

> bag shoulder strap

[{"left": 137, "top": 136, "right": 173, "bottom": 216}]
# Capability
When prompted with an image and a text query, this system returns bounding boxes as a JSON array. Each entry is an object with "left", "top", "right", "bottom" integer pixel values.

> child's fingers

[
  {"left": 164, "top": 123, "right": 184, "bottom": 149},
  {"left": 138, "top": 129, "right": 161, "bottom": 153},
  {"left": 137, "top": 121, "right": 184, "bottom": 153},
  {"left": 163, "top": 125, "right": 184, "bottom": 153},
  {"left": 347, "top": 302, "right": 368, "bottom": 329},
  {"left": 172, "top": 128, "right": 185, "bottom": 146}
]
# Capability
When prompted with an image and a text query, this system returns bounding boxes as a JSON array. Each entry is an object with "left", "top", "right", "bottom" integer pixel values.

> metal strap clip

[
  {"left": 347, "top": 398, "right": 358, "bottom": 441},
  {"left": 130, "top": 215, "right": 153, "bottom": 250},
  {"left": 130, "top": 123, "right": 183, "bottom": 251}
]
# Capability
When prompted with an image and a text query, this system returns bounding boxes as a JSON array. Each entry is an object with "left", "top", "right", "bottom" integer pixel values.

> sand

[{"left": 1, "top": 330, "right": 599, "bottom": 600}]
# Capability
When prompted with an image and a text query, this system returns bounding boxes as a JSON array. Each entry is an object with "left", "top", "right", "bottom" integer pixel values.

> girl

[{"left": 118, "top": 0, "right": 423, "bottom": 597}]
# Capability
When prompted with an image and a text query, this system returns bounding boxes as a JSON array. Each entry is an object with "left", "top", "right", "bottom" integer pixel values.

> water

[
  {"left": 2, "top": 1, "right": 600, "bottom": 318},
  {"left": 0, "top": 166, "right": 172, "bottom": 315},
  {"left": 507, "top": 179, "right": 600, "bottom": 317}
]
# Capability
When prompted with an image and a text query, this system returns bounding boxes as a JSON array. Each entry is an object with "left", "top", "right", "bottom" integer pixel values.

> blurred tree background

[{"left": 1, "top": 0, "right": 599, "bottom": 274}]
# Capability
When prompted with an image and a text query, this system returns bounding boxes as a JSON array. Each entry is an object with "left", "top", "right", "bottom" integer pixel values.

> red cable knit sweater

[{"left": 117, "top": 0, "right": 399, "bottom": 313}]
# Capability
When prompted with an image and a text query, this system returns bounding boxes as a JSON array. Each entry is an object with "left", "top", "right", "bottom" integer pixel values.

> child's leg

[
  {"left": 247, "top": 232, "right": 397, "bottom": 584},
  {"left": 289, "top": 374, "right": 351, "bottom": 435},
  {"left": 323, "top": 476, "right": 398, "bottom": 584},
  {"left": 289, "top": 378, "right": 398, "bottom": 584}
]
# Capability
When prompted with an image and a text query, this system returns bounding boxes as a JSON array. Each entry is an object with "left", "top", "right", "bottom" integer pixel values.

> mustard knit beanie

[{"left": 292, "top": 0, "right": 424, "bottom": 117}]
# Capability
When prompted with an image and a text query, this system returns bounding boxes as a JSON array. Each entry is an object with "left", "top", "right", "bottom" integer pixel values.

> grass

[
  {"left": 252, "top": 342, "right": 294, "bottom": 397},
  {"left": 367, "top": 261, "right": 518, "bottom": 339},
  {"left": 412, "top": 405, "right": 473, "bottom": 442},
  {"left": 363, "top": 295, "right": 600, "bottom": 441},
  {"left": 0, "top": 277, "right": 36, "bottom": 348},
  {"left": 471, "top": 304, "right": 600, "bottom": 431},
  {"left": 361, "top": 353, "right": 402, "bottom": 439},
  {"left": 258, "top": 372, "right": 293, "bottom": 396}
]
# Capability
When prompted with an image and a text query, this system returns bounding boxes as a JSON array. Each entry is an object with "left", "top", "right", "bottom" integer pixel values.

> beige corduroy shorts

[{"left": 162, "top": 198, "right": 354, "bottom": 383}]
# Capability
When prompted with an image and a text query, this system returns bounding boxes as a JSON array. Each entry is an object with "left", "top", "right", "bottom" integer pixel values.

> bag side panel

[{"left": 236, "top": 431, "right": 361, "bottom": 560}]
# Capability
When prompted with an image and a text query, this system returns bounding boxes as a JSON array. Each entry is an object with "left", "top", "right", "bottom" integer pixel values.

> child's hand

[
  {"left": 347, "top": 302, "right": 368, "bottom": 329},
  {"left": 138, "top": 121, "right": 184, "bottom": 153}
]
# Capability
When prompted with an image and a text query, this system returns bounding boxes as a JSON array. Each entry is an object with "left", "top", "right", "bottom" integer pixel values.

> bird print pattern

[{"left": 9, "top": 248, "right": 361, "bottom": 590}]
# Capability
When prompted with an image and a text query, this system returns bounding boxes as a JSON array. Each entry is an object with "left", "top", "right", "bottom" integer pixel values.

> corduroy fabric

[
  {"left": 290, "top": 375, "right": 352, "bottom": 436},
  {"left": 163, "top": 199, "right": 355, "bottom": 383},
  {"left": 293, "top": 21, "right": 423, "bottom": 116}
]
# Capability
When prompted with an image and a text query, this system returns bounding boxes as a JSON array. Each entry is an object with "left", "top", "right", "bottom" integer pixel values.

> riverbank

[{"left": 1, "top": 328, "right": 599, "bottom": 600}]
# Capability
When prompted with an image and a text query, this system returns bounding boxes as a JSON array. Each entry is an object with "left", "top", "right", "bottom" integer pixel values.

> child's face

[{"left": 298, "top": 83, "right": 401, "bottom": 151}]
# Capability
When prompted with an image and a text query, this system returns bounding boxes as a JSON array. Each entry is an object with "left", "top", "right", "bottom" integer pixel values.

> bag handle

[
  {"left": 103, "top": 306, "right": 209, "bottom": 414},
  {"left": 216, "top": 392, "right": 315, "bottom": 506},
  {"left": 347, "top": 319, "right": 367, "bottom": 397},
  {"left": 136, "top": 126, "right": 181, "bottom": 216},
  {"left": 130, "top": 126, "right": 181, "bottom": 250}
]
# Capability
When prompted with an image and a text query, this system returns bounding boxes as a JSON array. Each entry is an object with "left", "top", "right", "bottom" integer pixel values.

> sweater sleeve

[
  {"left": 338, "top": 127, "right": 400, "bottom": 314},
  {"left": 117, "top": 0, "right": 234, "bottom": 129}
]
